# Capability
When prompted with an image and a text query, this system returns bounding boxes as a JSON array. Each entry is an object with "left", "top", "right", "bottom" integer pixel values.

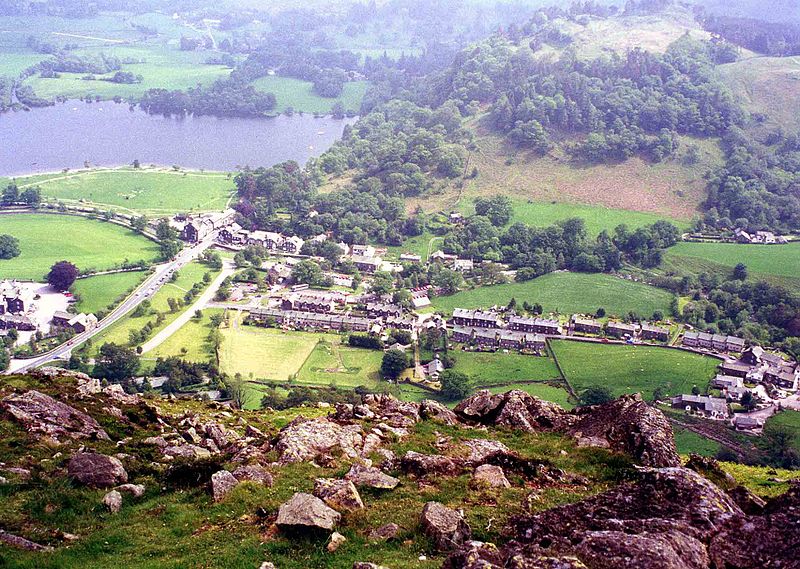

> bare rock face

[
  {"left": 68, "top": 453, "right": 128, "bottom": 488},
  {"left": 368, "top": 523, "right": 400, "bottom": 541},
  {"left": 454, "top": 390, "right": 570, "bottom": 432},
  {"left": 471, "top": 464, "right": 511, "bottom": 489},
  {"left": 102, "top": 490, "right": 122, "bottom": 514},
  {"left": 116, "top": 483, "right": 145, "bottom": 498},
  {"left": 501, "top": 467, "right": 742, "bottom": 568},
  {"left": 419, "top": 399, "right": 460, "bottom": 426},
  {"left": 313, "top": 478, "right": 365, "bottom": 512},
  {"left": 275, "top": 417, "right": 364, "bottom": 464},
  {"left": 401, "top": 451, "right": 462, "bottom": 477},
  {"left": 420, "top": 501, "right": 472, "bottom": 552},
  {"left": 0, "top": 530, "right": 53, "bottom": 552},
  {"left": 211, "top": 470, "right": 239, "bottom": 502},
  {"left": 360, "top": 393, "right": 421, "bottom": 428},
  {"left": 344, "top": 464, "right": 399, "bottom": 490},
  {"left": 568, "top": 394, "right": 680, "bottom": 468},
  {"left": 1, "top": 390, "right": 110, "bottom": 442},
  {"left": 460, "top": 439, "right": 512, "bottom": 467},
  {"left": 162, "top": 444, "right": 212, "bottom": 460},
  {"left": 276, "top": 492, "right": 341, "bottom": 532},
  {"left": 709, "top": 480, "right": 800, "bottom": 568},
  {"left": 232, "top": 465, "right": 273, "bottom": 487},
  {"left": 685, "top": 454, "right": 765, "bottom": 515}
]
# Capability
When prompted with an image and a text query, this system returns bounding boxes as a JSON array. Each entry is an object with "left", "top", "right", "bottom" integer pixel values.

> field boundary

[{"left": 547, "top": 339, "right": 578, "bottom": 400}]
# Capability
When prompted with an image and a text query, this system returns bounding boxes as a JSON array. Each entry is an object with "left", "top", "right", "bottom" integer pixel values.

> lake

[{"left": 0, "top": 101, "right": 356, "bottom": 176}]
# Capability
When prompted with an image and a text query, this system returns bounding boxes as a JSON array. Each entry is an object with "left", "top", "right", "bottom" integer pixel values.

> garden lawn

[
  {"left": 432, "top": 272, "right": 674, "bottom": 318},
  {"left": 450, "top": 350, "right": 562, "bottom": 385},
  {"left": 71, "top": 270, "right": 148, "bottom": 314},
  {"left": 0, "top": 213, "right": 160, "bottom": 280},
  {"left": 89, "top": 261, "right": 218, "bottom": 355},
  {"left": 296, "top": 339, "right": 383, "bottom": 388},
  {"left": 550, "top": 339, "right": 719, "bottom": 399},
  {"left": 251, "top": 76, "right": 369, "bottom": 114},
  {"left": 665, "top": 241, "right": 800, "bottom": 280},
  {"left": 219, "top": 324, "right": 321, "bottom": 381},
  {"left": 12, "top": 168, "right": 234, "bottom": 215}
]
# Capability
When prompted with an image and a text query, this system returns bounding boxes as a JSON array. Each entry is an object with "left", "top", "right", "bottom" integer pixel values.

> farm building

[
  {"left": 733, "top": 415, "right": 764, "bottom": 432},
  {"left": 0, "top": 313, "right": 35, "bottom": 331},
  {"left": 764, "top": 365, "right": 799, "bottom": 391},
  {"left": 399, "top": 253, "right": 422, "bottom": 263},
  {"left": 718, "top": 360, "right": 752, "bottom": 378},
  {"left": 606, "top": 322, "right": 638, "bottom": 338},
  {"left": 640, "top": 323, "right": 670, "bottom": 342},
  {"left": 671, "top": 394, "right": 729, "bottom": 420},
  {"left": 0, "top": 280, "right": 35, "bottom": 314},
  {"left": 51, "top": 311, "right": 98, "bottom": 333},
  {"left": 571, "top": 316, "right": 602, "bottom": 335},
  {"left": 248, "top": 307, "right": 371, "bottom": 333},
  {"left": 508, "top": 316, "right": 562, "bottom": 335},
  {"left": 281, "top": 294, "right": 337, "bottom": 314},
  {"left": 351, "top": 255, "right": 382, "bottom": 273},
  {"left": 366, "top": 303, "right": 403, "bottom": 319},
  {"left": 451, "top": 309, "right": 502, "bottom": 329}
]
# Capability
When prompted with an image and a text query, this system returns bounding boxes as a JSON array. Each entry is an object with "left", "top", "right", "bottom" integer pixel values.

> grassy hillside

[
  {"left": 8, "top": 167, "right": 235, "bottom": 215},
  {"left": 0, "top": 214, "right": 160, "bottom": 281},
  {"left": 551, "top": 339, "right": 720, "bottom": 398},
  {"left": 252, "top": 76, "right": 369, "bottom": 114},
  {"left": 431, "top": 272, "right": 675, "bottom": 318},
  {"left": 717, "top": 56, "right": 800, "bottom": 131}
]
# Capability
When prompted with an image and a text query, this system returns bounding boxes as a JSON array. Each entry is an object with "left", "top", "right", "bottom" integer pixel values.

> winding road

[{"left": 6, "top": 233, "right": 220, "bottom": 374}]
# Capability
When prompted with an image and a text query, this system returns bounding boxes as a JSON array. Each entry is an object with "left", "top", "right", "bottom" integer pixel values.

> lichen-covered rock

[
  {"left": 345, "top": 464, "right": 399, "bottom": 489},
  {"left": 275, "top": 417, "right": 364, "bottom": 464},
  {"left": 2, "top": 390, "right": 110, "bottom": 442},
  {"left": 102, "top": 490, "right": 122, "bottom": 514},
  {"left": 685, "top": 453, "right": 765, "bottom": 514},
  {"left": 360, "top": 393, "right": 420, "bottom": 427},
  {"left": 313, "top": 478, "right": 364, "bottom": 512},
  {"left": 568, "top": 394, "right": 680, "bottom": 467},
  {"left": 419, "top": 399, "right": 460, "bottom": 426},
  {"left": 211, "top": 470, "right": 239, "bottom": 502},
  {"left": 401, "top": 451, "right": 461, "bottom": 477},
  {"left": 115, "top": 483, "right": 145, "bottom": 498},
  {"left": 471, "top": 464, "right": 511, "bottom": 489},
  {"left": 460, "top": 438, "right": 512, "bottom": 467},
  {"left": 327, "top": 531, "right": 346, "bottom": 552},
  {"left": 232, "top": 465, "right": 273, "bottom": 486},
  {"left": 454, "top": 390, "right": 570, "bottom": 432},
  {"left": 368, "top": 523, "right": 400, "bottom": 541},
  {"left": 276, "top": 492, "right": 341, "bottom": 532},
  {"left": 162, "top": 444, "right": 212, "bottom": 460},
  {"left": 68, "top": 453, "right": 128, "bottom": 488},
  {"left": 420, "top": 501, "right": 471, "bottom": 552}
]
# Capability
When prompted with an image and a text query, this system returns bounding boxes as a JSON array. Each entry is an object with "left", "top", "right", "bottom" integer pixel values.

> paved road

[
  {"left": 6, "top": 234, "right": 219, "bottom": 374},
  {"left": 139, "top": 260, "right": 235, "bottom": 354}
]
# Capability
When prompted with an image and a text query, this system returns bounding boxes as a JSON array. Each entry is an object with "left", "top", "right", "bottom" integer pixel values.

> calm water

[{"left": 0, "top": 101, "right": 356, "bottom": 176}]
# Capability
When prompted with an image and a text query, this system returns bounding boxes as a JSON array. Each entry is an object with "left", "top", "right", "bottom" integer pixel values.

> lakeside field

[
  {"left": 0, "top": 213, "right": 160, "bottom": 280},
  {"left": 8, "top": 167, "right": 235, "bottom": 215},
  {"left": 252, "top": 76, "right": 369, "bottom": 114},
  {"left": 71, "top": 270, "right": 148, "bottom": 314},
  {"left": 550, "top": 339, "right": 719, "bottom": 399},
  {"left": 431, "top": 272, "right": 674, "bottom": 318},
  {"left": 665, "top": 241, "right": 800, "bottom": 281}
]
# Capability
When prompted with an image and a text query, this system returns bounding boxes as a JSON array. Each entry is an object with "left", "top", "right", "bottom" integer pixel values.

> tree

[
  {"left": 92, "top": 343, "right": 140, "bottom": 382},
  {"left": 761, "top": 422, "right": 799, "bottom": 468},
  {"left": 47, "top": 260, "right": 79, "bottom": 291},
  {"left": 740, "top": 391, "right": 758, "bottom": 411},
  {"left": 733, "top": 263, "right": 748, "bottom": 281},
  {"left": 370, "top": 271, "right": 395, "bottom": 296},
  {"left": 21, "top": 187, "right": 41, "bottom": 207},
  {"left": 131, "top": 215, "right": 148, "bottom": 232},
  {"left": 578, "top": 385, "right": 613, "bottom": 406},
  {"left": 225, "top": 375, "right": 254, "bottom": 410},
  {"left": 433, "top": 269, "right": 463, "bottom": 295},
  {"left": 291, "top": 259, "right": 324, "bottom": 286},
  {"left": 2, "top": 183, "right": 19, "bottom": 205},
  {"left": 0, "top": 234, "right": 20, "bottom": 259},
  {"left": 474, "top": 196, "right": 513, "bottom": 225},
  {"left": 439, "top": 369, "right": 472, "bottom": 401},
  {"left": 380, "top": 349, "right": 408, "bottom": 380}
]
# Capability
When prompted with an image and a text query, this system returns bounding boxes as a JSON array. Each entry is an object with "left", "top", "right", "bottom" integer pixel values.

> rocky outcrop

[
  {"left": 232, "top": 465, "right": 273, "bottom": 486},
  {"left": 460, "top": 439, "right": 512, "bottom": 466},
  {"left": 327, "top": 531, "right": 346, "bottom": 552},
  {"left": 116, "top": 483, "right": 145, "bottom": 498},
  {"left": 276, "top": 492, "right": 341, "bottom": 532},
  {"left": 401, "top": 451, "right": 462, "bottom": 477},
  {"left": 420, "top": 501, "right": 472, "bottom": 552},
  {"left": 0, "top": 530, "right": 53, "bottom": 552},
  {"left": 454, "top": 390, "right": 571, "bottom": 432},
  {"left": 368, "top": 523, "right": 400, "bottom": 541},
  {"left": 1, "top": 390, "right": 110, "bottom": 442},
  {"left": 68, "top": 453, "right": 128, "bottom": 488},
  {"left": 419, "top": 399, "right": 460, "bottom": 426},
  {"left": 709, "top": 480, "right": 800, "bottom": 568},
  {"left": 344, "top": 464, "right": 399, "bottom": 490},
  {"left": 313, "top": 478, "right": 364, "bottom": 512},
  {"left": 568, "top": 394, "right": 680, "bottom": 467},
  {"left": 211, "top": 470, "right": 239, "bottom": 502},
  {"left": 275, "top": 417, "right": 364, "bottom": 464}
]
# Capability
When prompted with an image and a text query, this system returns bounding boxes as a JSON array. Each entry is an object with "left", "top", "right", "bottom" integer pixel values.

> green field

[
  {"left": 71, "top": 270, "right": 147, "bottom": 314},
  {"left": 9, "top": 168, "right": 234, "bottom": 215},
  {"left": 500, "top": 199, "right": 688, "bottom": 237},
  {"left": 144, "top": 308, "right": 222, "bottom": 367},
  {"left": 665, "top": 241, "right": 800, "bottom": 281},
  {"left": 450, "top": 350, "right": 561, "bottom": 385},
  {"left": 0, "top": 50, "right": 49, "bottom": 76},
  {"left": 764, "top": 410, "right": 800, "bottom": 452},
  {"left": 673, "top": 426, "right": 721, "bottom": 457},
  {"left": 296, "top": 339, "right": 383, "bottom": 388},
  {"left": 89, "top": 261, "right": 217, "bottom": 355},
  {"left": 0, "top": 213, "right": 160, "bottom": 280},
  {"left": 550, "top": 340, "right": 719, "bottom": 399},
  {"left": 431, "top": 272, "right": 674, "bottom": 318},
  {"left": 252, "top": 76, "right": 369, "bottom": 114}
]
